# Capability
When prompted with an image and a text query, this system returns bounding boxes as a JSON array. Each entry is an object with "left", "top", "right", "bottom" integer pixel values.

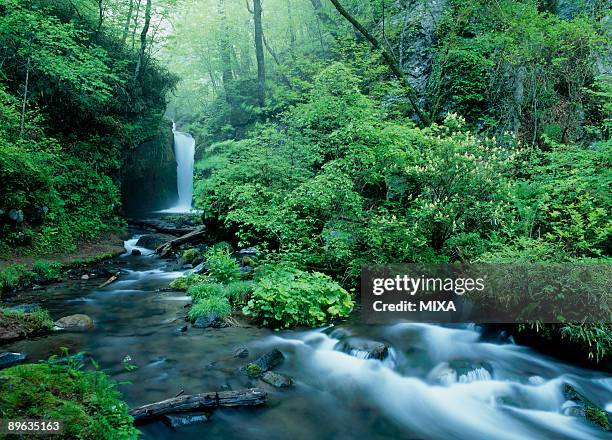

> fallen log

[
  {"left": 99, "top": 272, "right": 120, "bottom": 288},
  {"left": 129, "top": 388, "right": 266, "bottom": 424},
  {"left": 156, "top": 226, "right": 207, "bottom": 258}
]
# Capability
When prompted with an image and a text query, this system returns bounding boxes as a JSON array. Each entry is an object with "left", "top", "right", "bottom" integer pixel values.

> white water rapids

[{"left": 250, "top": 323, "right": 612, "bottom": 440}]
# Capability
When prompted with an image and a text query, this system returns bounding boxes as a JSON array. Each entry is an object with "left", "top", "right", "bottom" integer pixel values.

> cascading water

[{"left": 160, "top": 122, "right": 196, "bottom": 213}]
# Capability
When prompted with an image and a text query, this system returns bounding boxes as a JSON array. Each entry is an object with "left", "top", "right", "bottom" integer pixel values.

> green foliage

[
  {"left": 225, "top": 281, "right": 254, "bottom": 306},
  {"left": 169, "top": 273, "right": 208, "bottom": 291},
  {"left": 204, "top": 247, "right": 240, "bottom": 283},
  {"left": 0, "top": 0, "right": 176, "bottom": 257},
  {"left": 243, "top": 266, "right": 354, "bottom": 329},
  {"left": 0, "top": 362, "right": 138, "bottom": 439},
  {"left": 32, "top": 260, "right": 62, "bottom": 282},
  {"left": 514, "top": 140, "right": 611, "bottom": 257},
  {"left": 186, "top": 282, "right": 225, "bottom": 302},
  {"left": 560, "top": 323, "right": 612, "bottom": 364},
  {"left": 182, "top": 248, "right": 200, "bottom": 264},
  {"left": 0, "top": 264, "right": 34, "bottom": 292},
  {"left": 188, "top": 295, "right": 232, "bottom": 322},
  {"left": 0, "top": 307, "right": 54, "bottom": 335}
]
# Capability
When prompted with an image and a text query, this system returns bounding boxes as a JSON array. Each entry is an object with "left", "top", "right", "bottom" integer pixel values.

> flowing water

[
  {"left": 3, "top": 235, "right": 612, "bottom": 440},
  {"left": 160, "top": 123, "right": 196, "bottom": 213}
]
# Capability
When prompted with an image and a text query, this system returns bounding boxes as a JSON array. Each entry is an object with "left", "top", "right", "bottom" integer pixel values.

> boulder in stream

[
  {"left": 261, "top": 371, "right": 294, "bottom": 388},
  {"left": 562, "top": 384, "right": 611, "bottom": 431},
  {"left": 335, "top": 337, "right": 390, "bottom": 361},
  {"left": 0, "top": 352, "right": 27, "bottom": 370},
  {"left": 192, "top": 313, "right": 227, "bottom": 329},
  {"left": 162, "top": 413, "right": 209, "bottom": 429},
  {"left": 55, "top": 314, "right": 95, "bottom": 331},
  {"left": 136, "top": 234, "right": 176, "bottom": 250},
  {"left": 241, "top": 349, "right": 284, "bottom": 377}
]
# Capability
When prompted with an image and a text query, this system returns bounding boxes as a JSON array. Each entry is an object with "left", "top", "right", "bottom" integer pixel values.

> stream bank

[{"left": 0, "top": 221, "right": 611, "bottom": 439}]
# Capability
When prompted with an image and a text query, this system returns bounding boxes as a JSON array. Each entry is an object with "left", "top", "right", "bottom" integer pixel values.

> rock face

[
  {"left": 55, "top": 314, "right": 95, "bottom": 331},
  {"left": 121, "top": 121, "right": 178, "bottom": 215},
  {"left": 0, "top": 352, "right": 27, "bottom": 370},
  {"left": 136, "top": 234, "right": 175, "bottom": 250},
  {"left": 398, "top": 0, "right": 448, "bottom": 98},
  {"left": 261, "top": 371, "right": 294, "bottom": 388}
]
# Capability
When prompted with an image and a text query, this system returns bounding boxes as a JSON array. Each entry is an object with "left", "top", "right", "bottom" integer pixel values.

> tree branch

[{"left": 327, "top": 0, "right": 431, "bottom": 125}]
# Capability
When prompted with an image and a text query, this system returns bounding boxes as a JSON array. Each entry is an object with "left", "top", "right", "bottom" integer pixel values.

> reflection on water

[{"left": 3, "top": 237, "right": 611, "bottom": 440}]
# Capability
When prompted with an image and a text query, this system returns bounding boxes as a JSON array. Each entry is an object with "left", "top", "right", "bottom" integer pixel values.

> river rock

[
  {"left": 162, "top": 413, "right": 208, "bottom": 429},
  {"left": 562, "top": 383, "right": 612, "bottom": 431},
  {"left": 136, "top": 233, "right": 176, "bottom": 250},
  {"left": 8, "top": 209, "right": 24, "bottom": 223},
  {"left": 192, "top": 313, "right": 226, "bottom": 329},
  {"left": 131, "top": 249, "right": 142, "bottom": 256},
  {"left": 0, "top": 352, "right": 27, "bottom": 370},
  {"left": 335, "top": 338, "right": 389, "bottom": 361},
  {"left": 233, "top": 347, "right": 249, "bottom": 358},
  {"left": 242, "top": 349, "right": 284, "bottom": 377},
  {"left": 449, "top": 360, "right": 493, "bottom": 383},
  {"left": 261, "top": 371, "right": 294, "bottom": 388},
  {"left": 191, "top": 262, "right": 207, "bottom": 274},
  {"left": 55, "top": 314, "right": 95, "bottom": 331}
]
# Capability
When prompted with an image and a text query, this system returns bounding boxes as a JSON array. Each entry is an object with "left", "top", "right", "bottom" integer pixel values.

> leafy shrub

[
  {"left": 205, "top": 247, "right": 240, "bottom": 283},
  {"left": 0, "top": 363, "right": 138, "bottom": 439},
  {"left": 560, "top": 323, "right": 612, "bottom": 363},
  {"left": 182, "top": 248, "right": 199, "bottom": 264},
  {"left": 186, "top": 282, "right": 225, "bottom": 302},
  {"left": 243, "top": 266, "right": 354, "bottom": 329},
  {"left": 0, "top": 264, "right": 34, "bottom": 293},
  {"left": 226, "top": 281, "right": 254, "bottom": 306},
  {"left": 0, "top": 308, "right": 54, "bottom": 338},
  {"left": 188, "top": 296, "right": 232, "bottom": 322},
  {"left": 32, "top": 260, "right": 62, "bottom": 282},
  {"left": 169, "top": 273, "right": 208, "bottom": 291}
]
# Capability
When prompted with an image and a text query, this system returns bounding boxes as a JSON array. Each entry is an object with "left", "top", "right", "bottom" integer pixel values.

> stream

[{"left": 3, "top": 232, "right": 612, "bottom": 440}]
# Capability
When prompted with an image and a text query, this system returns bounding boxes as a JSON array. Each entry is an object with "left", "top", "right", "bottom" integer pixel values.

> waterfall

[{"left": 161, "top": 122, "right": 196, "bottom": 213}]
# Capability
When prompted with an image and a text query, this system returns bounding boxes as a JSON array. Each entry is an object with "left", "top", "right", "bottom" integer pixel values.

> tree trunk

[
  {"left": 218, "top": 0, "right": 234, "bottom": 91},
  {"left": 19, "top": 56, "right": 31, "bottom": 139},
  {"left": 134, "top": 0, "right": 152, "bottom": 79},
  {"left": 132, "top": 0, "right": 143, "bottom": 51},
  {"left": 327, "top": 0, "right": 430, "bottom": 125},
  {"left": 129, "top": 389, "right": 266, "bottom": 425},
  {"left": 287, "top": 0, "right": 296, "bottom": 49},
  {"left": 253, "top": 0, "right": 266, "bottom": 106},
  {"left": 96, "top": 0, "right": 104, "bottom": 35},
  {"left": 122, "top": 0, "right": 135, "bottom": 45},
  {"left": 156, "top": 226, "right": 208, "bottom": 258}
]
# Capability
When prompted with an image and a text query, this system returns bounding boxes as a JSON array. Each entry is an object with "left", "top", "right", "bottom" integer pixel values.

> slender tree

[
  {"left": 218, "top": 0, "right": 234, "bottom": 91},
  {"left": 122, "top": 0, "right": 135, "bottom": 45},
  {"left": 253, "top": 0, "right": 266, "bottom": 106},
  {"left": 134, "top": 0, "right": 152, "bottom": 79}
]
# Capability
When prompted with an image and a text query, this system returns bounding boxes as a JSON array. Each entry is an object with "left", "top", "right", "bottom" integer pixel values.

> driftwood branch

[
  {"left": 99, "top": 272, "right": 120, "bottom": 288},
  {"left": 156, "top": 226, "right": 207, "bottom": 258},
  {"left": 129, "top": 388, "right": 266, "bottom": 424}
]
